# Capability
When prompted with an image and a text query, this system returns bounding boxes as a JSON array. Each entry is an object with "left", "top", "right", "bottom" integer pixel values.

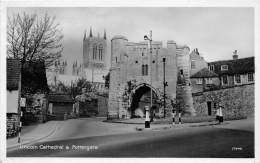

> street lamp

[
  {"left": 162, "top": 58, "right": 168, "bottom": 118},
  {"left": 144, "top": 30, "right": 153, "bottom": 110}
]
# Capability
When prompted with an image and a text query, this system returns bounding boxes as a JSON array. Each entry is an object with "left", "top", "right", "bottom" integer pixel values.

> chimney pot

[{"left": 233, "top": 50, "right": 238, "bottom": 60}]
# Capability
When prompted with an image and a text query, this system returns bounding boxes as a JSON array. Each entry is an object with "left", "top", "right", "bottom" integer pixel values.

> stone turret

[
  {"left": 108, "top": 35, "right": 128, "bottom": 119},
  {"left": 110, "top": 35, "right": 128, "bottom": 67},
  {"left": 176, "top": 44, "right": 196, "bottom": 116}
]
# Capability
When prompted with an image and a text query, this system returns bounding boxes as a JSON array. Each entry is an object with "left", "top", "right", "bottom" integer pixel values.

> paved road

[{"left": 7, "top": 118, "right": 254, "bottom": 158}]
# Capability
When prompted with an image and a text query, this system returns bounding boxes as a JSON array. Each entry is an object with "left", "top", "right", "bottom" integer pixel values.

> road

[{"left": 7, "top": 118, "right": 254, "bottom": 158}]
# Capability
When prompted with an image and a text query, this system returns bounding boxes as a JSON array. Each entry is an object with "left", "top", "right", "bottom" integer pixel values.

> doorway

[{"left": 207, "top": 101, "right": 212, "bottom": 116}]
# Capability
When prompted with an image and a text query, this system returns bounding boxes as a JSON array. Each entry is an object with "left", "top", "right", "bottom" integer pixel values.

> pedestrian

[{"left": 172, "top": 109, "right": 176, "bottom": 125}]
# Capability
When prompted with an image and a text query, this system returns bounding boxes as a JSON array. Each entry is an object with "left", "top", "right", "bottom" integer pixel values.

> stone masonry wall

[{"left": 193, "top": 84, "right": 254, "bottom": 117}]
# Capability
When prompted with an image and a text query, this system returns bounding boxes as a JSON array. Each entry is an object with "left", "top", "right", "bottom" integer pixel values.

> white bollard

[
  {"left": 178, "top": 112, "right": 182, "bottom": 124},
  {"left": 145, "top": 106, "right": 150, "bottom": 128},
  {"left": 219, "top": 106, "right": 223, "bottom": 123},
  {"left": 172, "top": 110, "right": 176, "bottom": 125}
]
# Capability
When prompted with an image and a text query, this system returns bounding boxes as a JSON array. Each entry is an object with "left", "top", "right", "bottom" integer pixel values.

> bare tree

[{"left": 7, "top": 12, "right": 63, "bottom": 67}]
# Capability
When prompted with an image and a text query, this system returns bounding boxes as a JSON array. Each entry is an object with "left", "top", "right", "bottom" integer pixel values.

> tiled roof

[
  {"left": 190, "top": 68, "right": 218, "bottom": 78},
  {"left": 48, "top": 94, "right": 74, "bottom": 103},
  {"left": 7, "top": 59, "right": 21, "bottom": 91},
  {"left": 208, "top": 57, "right": 254, "bottom": 75}
]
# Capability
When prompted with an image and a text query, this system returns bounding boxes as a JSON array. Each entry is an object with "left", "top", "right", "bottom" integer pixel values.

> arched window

[
  {"left": 93, "top": 44, "right": 97, "bottom": 60},
  {"left": 98, "top": 44, "right": 103, "bottom": 60}
]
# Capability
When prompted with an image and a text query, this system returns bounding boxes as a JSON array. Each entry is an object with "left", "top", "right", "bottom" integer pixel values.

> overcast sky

[{"left": 8, "top": 7, "right": 254, "bottom": 71}]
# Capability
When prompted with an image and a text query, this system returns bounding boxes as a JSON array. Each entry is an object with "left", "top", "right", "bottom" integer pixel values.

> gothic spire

[
  {"left": 104, "top": 29, "right": 106, "bottom": 40},
  {"left": 89, "top": 26, "right": 93, "bottom": 37}
]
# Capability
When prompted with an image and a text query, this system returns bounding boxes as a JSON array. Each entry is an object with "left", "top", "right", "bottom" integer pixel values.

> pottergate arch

[{"left": 129, "top": 83, "right": 162, "bottom": 118}]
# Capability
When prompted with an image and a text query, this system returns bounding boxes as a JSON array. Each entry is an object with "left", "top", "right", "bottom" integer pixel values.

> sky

[{"left": 7, "top": 7, "right": 254, "bottom": 72}]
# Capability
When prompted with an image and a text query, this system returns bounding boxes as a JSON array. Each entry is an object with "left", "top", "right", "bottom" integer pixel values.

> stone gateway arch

[{"left": 108, "top": 35, "right": 196, "bottom": 119}]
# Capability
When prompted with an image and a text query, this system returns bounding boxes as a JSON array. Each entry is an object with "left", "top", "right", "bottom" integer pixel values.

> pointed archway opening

[{"left": 130, "top": 84, "right": 160, "bottom": 118}]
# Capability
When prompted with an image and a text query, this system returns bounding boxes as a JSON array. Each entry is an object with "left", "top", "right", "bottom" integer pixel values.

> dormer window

[
  {"left": 209, "top": 65, "right": 214, "bottom": 71},
  {"left": 221, "top": 65, "right": 228, "bottom": 71},
  {"left": 196, "top": 78, "right": 202, "bottom": 85}
]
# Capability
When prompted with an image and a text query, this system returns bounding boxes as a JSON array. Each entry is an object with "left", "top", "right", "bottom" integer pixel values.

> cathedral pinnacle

[
  {"left": 83, "top": 30, "right": 86, "bottom": 40},
  {"left": 104, "top": 29, "right": 107, "bottom": 40},
  {"left": 89, "top": 26, "right": 93, "bottom": 37}
]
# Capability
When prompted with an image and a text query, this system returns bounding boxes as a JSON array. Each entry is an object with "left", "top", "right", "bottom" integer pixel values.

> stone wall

[
  {"left": 193, "top": 84, "right": 254, "bottom": 117},
  {"left": 97, "top": 95, "right": 108, "bottom": 117}
]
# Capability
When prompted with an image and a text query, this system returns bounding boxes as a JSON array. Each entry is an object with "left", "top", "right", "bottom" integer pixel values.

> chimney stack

[{"left": 233, "top": 50, "right": 238, "bottom": 60}]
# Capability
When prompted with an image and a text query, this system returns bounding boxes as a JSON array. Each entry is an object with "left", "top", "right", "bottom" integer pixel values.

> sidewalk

[
  {"left": 105, "top": 117, "right": 224, "bottom": 131},
  {"left": 7, "top": 120, "right": 61, "bottom": 151}
]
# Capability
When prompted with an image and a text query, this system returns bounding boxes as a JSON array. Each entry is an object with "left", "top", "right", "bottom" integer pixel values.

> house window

[
  {"left": 191, "top": 60, "right": 196, "bottom": 69},
  {"left": 142, "top": 64, "right": 148, "bottom": 76},
  {"left": 248, "top": 73, "right": 254, "bottom": 82},
  {"left": 209, "top": 65, "right": 214, "bottom": 71},
  {"left": 196, "top": 78, "right": 203, "bottom": 85},
  {"left": 205, "top": 78, "right": 213, "bottom": 84},
  {"left": 222, "top": 75, "right": 228, "bottom": 85},
  {"left": 221, "top": 65, "right": 228, "bottom": 71},
  {"left": 235, "top": 74, "right": 241, "bottom": 84}
]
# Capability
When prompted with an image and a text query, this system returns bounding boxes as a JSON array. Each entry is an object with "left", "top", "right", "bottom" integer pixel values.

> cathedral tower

[{"left": 83, "top": 27, "right": 108, "bottom": 83}]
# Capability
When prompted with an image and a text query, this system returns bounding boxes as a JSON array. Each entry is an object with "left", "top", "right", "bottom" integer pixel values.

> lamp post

[
  {"left": 144, "top": 30, "right": 153, "bottom": 109},
  {"left": 162, "top": 58, "right": 168, "bottom": 118}
]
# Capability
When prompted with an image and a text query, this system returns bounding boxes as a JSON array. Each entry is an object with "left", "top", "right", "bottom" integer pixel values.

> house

[
  {"left": 190, "top": 68, "right": 219, "bottom": 93},
  {"left": 6, "top": 59, "right": 20, "bottom": 137},
  {"left": 48, "top": 94, "right": 74, "bottom": 120},
  {"left": 192, "top": 53, "right": 255, "bottom": 118},
  {"left": 7, "top": 58, "right": 49, "bottom": 127},
  {"left": 7, "top": 59, "right": 20, "bottom": 114},
  {"left": 208, "top": 55, "right": 254, "bottom": 88}
]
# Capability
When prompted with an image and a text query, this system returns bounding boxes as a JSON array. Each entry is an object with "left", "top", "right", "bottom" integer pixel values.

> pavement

[
  {"left": 7, "top": 116, "right": 249, "bottom": 152},
  {"left": 7, "top": 121, "right": 61, "bottom": 151}
]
